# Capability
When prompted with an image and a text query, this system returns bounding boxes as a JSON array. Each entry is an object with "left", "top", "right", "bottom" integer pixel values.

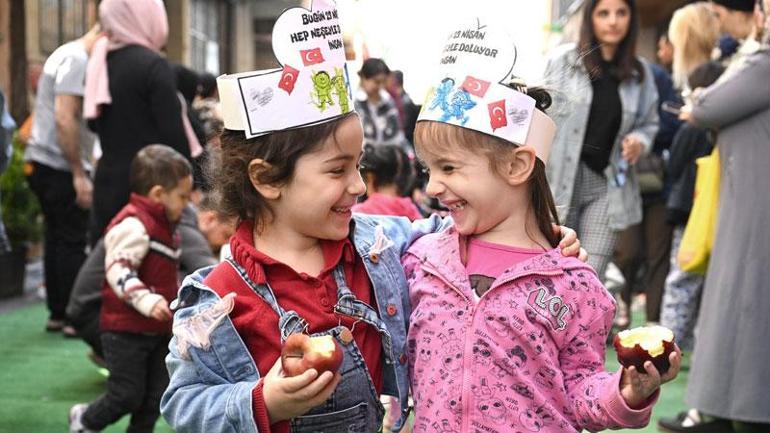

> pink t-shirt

[{"left": 466, "top": 238, "right": 543, "bottom": 298}]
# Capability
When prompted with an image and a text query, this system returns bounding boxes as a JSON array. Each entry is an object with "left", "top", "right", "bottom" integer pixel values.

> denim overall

[{"left": 226, "top": 258, "right": 386, "bottom": 433}]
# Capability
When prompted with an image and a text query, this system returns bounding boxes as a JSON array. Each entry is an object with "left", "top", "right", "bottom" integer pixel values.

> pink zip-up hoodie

[{"left": 403, "top": 228, "right": 657, "bottom": 433}]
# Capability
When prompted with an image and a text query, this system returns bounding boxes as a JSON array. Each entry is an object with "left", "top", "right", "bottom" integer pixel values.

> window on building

[
  {"left": 190, "top": 0, "right": 222, "bottom": 75},
  {"left": 254, "top": 18, "right": 278, "bottom": 70},
  {"left": 39, "top": 0, "right": 89, "bottom": 55}
]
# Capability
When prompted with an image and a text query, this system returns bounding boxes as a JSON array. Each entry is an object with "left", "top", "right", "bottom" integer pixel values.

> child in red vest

[{"left": 69, "top": 144, "right": 193, "bottom": 433}]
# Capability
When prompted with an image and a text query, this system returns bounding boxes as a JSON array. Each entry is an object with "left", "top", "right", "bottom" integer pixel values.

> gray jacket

[{"left": 544, "top": 44, "right": 659, "bottom": 230}]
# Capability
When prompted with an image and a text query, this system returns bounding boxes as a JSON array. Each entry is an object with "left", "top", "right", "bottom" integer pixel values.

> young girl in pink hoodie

[{"left": 403, "top": 20, "right": 681, "bottom": 433}]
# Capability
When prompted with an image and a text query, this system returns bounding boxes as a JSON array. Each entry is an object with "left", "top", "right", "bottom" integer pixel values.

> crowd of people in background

[
  {"left": 542, "top": 0, "right": 770, "bottom": 432},
  {"left": 0, "top": 0, "right": 768, "bottom": 432}
]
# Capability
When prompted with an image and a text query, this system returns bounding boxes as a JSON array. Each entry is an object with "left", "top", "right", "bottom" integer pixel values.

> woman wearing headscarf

[{"left": 85, "top": 0, "right": 192, "bottom": 242}]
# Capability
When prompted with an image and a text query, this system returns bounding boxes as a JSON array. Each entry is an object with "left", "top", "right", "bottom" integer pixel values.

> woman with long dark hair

[{"left": 544, "top": 0, "right": 659, "bottom": 279}]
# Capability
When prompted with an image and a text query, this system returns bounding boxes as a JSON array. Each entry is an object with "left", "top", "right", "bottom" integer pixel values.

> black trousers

[
  {"left": 26, "top": 162, "right": 89, "bottom": 321},
  {"left": 82, "top": 332, "right": 170, "bottom": 433},
  {"left": 70, "top": 306, "right": 103, "bottom": 358}
]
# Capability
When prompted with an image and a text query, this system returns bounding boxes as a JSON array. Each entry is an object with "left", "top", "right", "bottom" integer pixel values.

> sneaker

[
  {"left": 45, "top": 319, "right": 65, "bottom": 332},
  {"left": 658, "top": 409, "right": 734, "bottom": 433},
  {"left": 62, "top": 325, "right": 78, "bottom": 338},
  {"left": 87, "top": 351, "right": 107, "bottom": 369},
  {"left": 69, "top": 403, "right": 99, "bottom": 433}
]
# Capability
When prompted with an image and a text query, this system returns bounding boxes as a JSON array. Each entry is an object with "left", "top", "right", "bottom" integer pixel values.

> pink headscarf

[{"left": 83, "top": 0, "right": 169, "bottom": 119}]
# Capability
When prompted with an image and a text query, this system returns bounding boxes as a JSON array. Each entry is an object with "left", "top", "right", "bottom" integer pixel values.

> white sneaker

[{"left": 69, "top": 404, "right": 99, "bottom": 433}]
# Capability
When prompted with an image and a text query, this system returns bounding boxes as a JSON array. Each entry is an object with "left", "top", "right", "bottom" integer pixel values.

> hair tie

[{"left": 509, "top": 77, "right": 528, "bottom": 95}]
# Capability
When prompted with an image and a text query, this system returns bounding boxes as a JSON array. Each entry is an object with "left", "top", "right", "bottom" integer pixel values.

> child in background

[
  {"left": 69, "top": 144, "right": 193, "bottom": 433},
  {"left": 160, "top": 3, "right": 582, "bottom": 433},
  {"left": 404, "top": 20, "right": 681, "bottom": 433},
  {"left": 353, "top": 144, "right": 421, "bottom": 221}
]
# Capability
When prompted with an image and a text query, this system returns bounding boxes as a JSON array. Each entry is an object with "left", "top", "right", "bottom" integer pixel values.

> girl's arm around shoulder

[
  {"left": 356, "top": 213, "right": 451, "bottom": 256},
  {"left": 401, "top": 247, "right": 426, "bottom": 304},
  {"left": 558, "top": 273, "right": 656, "bottom": 431}
]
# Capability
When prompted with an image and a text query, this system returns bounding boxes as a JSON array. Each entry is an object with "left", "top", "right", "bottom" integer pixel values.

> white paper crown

[
  {"left": 417, "top": 19, "right": 556, "bottom": 163},
  {"left": 218, "top": 0, "right": 353, "bottom": 138}
]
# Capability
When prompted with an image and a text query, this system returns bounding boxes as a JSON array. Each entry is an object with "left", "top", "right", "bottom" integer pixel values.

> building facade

[
  {"left": 549, "top": 0, "right": 692, "bottom": 60},
  {"left": 0, "top": 0, "right": 302, "bottom": 122}
]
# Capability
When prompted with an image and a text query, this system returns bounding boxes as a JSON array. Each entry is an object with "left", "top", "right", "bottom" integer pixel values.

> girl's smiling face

[
  {"left": 419, "top": 142, "right": 517, "bottom": 237},
  {"left": 269, "top": 115, "right": 367, "bottom": 241}
]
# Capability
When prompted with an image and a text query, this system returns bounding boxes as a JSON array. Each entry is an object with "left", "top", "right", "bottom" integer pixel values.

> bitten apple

[
  {"left": 613, "top": 325, "right": 676, "bottom": 375},
  {"left": 280, "top": 334, "right": 344, "bottom": 377}
]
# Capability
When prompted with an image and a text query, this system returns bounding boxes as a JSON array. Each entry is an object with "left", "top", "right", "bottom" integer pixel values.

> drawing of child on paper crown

[
  {"left": 310, "top": 70, "right": 335, "bottom": 111},
  {"left": 439, "top": 88, "right": 476, "bottom": 125},
  {"left": 331, "top": 66, "right": 350, "bottom": 113}
]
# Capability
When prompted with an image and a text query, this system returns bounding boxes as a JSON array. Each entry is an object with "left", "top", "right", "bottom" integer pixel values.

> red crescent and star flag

[
  {"left": 488, "top": 99, "right": 508, "bottom": 131},
  {"left": 300, "top": 47, "right": 325, "bottom": 66},
  {"left": 462, "top": 75, "right": 491, "bottom": 98},
  {"left": 278, "top": 64, "right": 300, "bottom": 94}
]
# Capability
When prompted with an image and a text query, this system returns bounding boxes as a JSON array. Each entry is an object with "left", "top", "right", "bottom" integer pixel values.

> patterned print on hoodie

[{"left": 403, "top": 228, "right": 657, "bottom": 433}]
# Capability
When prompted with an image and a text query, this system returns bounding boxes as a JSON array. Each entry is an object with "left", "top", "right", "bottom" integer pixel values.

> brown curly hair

[{"left": 206, "top": 112, "right": 358, "bottom": 231}]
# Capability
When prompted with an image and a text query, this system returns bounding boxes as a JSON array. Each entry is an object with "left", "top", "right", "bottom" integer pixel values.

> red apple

[
  {"left": 613, "top": 325, "right": 676, "bottom": 375},
  {"left": 280, "top": 334, "right": 344, "bottom": 377}
]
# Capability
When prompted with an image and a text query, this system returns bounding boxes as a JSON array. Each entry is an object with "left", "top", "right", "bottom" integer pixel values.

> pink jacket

[{"left": 403, "top": 228, "right": 656, "bottom": 433}]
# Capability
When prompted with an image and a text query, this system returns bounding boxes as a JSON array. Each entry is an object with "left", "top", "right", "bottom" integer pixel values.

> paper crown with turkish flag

[
  {"left": 217, "top": 0, "right": 353, "bottom": 138},
  {"left": 417, "top": 19, "right": 556, "bottom": 163}
]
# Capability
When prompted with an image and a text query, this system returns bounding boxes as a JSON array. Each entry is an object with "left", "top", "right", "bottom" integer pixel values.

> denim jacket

[
  {"left": 160, "top": 213, "right": 449, "bottom": 433},
  {"left": 544, "top": 44, "right": 659, "bottom": 230}
]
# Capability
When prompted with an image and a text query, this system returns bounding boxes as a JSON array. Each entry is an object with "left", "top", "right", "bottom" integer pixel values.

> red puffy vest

[{"left": 100, "top": 194, "right": 180, "bottom": 334}]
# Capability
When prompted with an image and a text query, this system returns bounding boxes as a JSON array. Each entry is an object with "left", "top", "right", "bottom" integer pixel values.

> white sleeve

[{"left": 104, "top": 217, "right": 163, "bottom": 317}]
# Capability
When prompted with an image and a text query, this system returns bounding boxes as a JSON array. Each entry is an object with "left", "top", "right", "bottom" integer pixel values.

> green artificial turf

[
  {"left": 0, "top": 302, "right": 687, "bottom": 433},
  {"left": 0, "top": 303, "right": 174, "bottom": 433}
]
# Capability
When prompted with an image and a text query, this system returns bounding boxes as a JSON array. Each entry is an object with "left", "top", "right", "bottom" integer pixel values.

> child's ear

[
  {"left": 147, "top": 185, "right": 166, "bottom": 202},
  {"left": 197, "top": 210, "right": 216, "bottom": 231},
  {"left": 505, "top": 146, "right": 537, "bottom": 186},
  {"left": 248, "top": 159, "right": 281, "bottom": 200}
]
